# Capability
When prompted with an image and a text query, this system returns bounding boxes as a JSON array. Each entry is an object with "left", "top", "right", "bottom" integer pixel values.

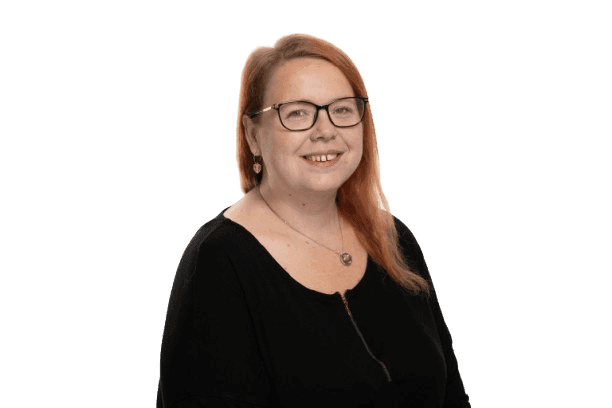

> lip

[
  {"left": 301, "top": 150, "right": 344, "bottom": 157},
  {"left": 302, "top": 152, "right": 343, "bottom": 167}
]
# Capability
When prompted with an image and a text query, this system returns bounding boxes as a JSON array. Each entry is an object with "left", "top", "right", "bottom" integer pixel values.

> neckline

[{"left": 219, "top": 207, "right": 371, "bottom": 302}]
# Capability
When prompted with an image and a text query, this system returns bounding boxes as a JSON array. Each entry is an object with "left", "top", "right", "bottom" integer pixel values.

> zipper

[{"left": 340, "top": 292, "right": 392, "bottom": 382}]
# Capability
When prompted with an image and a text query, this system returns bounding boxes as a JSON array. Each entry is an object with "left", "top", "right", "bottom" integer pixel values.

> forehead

[{"left": 264, "top": 58, "right": 354, "bottom": 105}]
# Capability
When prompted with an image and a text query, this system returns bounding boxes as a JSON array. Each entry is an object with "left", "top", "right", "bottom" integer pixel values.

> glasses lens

[
  {"left": 278, "top": 98, "right": 366, "bottom": 130},
  {"left": 279, "top": 102, "right": 317, "bottom": 130},
  {"left": 329, "top": 98, "right": 364, "bottom": 127}
]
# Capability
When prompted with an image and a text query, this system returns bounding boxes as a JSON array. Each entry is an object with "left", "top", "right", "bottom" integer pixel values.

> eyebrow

[{"left": 272, "top": 96, "right": 356, "bottom": 106}]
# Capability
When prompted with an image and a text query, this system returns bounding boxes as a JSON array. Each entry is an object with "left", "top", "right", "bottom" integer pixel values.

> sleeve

[
  {"left": 394, "top": 217, "right": 471, "bottom": 408},
  {"left": 428, "top": 287, "right": 471, "bottom": 408},
  {"left": 157, "top": 241, "right": 272, "bottom": 408}
]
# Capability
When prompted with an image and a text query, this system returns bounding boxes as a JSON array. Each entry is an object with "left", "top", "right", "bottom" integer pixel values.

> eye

[
  {"left": 279, "top": 102, "right": 315, "bottom": 123},
  {"left": 286, "top": 109, "right": 307, "bottom": 118},
  {"left": 333, "top": 105, "right": 354, "bottom": 115}
]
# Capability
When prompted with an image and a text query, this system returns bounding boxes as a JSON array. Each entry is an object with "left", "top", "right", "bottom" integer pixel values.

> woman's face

[{"left": 246, "top": 58, "right": 363, "bottom": 197}]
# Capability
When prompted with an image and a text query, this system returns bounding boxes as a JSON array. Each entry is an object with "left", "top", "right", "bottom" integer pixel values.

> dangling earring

[{"left": 253, "top": 155, "right": 262, "bottom": 174}]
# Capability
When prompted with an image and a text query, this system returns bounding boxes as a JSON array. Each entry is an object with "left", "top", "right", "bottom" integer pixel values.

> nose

[{"left": 310, "top": 107, "right": 337, "bottom": 140}]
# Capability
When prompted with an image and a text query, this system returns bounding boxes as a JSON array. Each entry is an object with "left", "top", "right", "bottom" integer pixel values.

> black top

[{"left": 157, "top": 208, "right": 470, "bottom": 408}]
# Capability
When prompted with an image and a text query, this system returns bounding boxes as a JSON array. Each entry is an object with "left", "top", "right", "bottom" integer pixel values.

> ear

[{"left": 242, "top": 114, "right": 261, "bottom": 156}]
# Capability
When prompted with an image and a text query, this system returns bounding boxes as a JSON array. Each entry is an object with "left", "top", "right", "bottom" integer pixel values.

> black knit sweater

[{"left": 157, "top": 208, "right": 470, "bottom": 408}]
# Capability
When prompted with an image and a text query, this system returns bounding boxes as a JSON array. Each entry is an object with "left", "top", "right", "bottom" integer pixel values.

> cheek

[
  {"left": 261, "top": 131, "right": 297, "bottom": 165},
  {"left": 350, "top": 128, "right": 364, "bottom": 153},
  {"left": 261, "top": 128, "right": 281, "bottom": 153},
  {"left": 351, "top": 132, "right": 364, "bottom": 168}
]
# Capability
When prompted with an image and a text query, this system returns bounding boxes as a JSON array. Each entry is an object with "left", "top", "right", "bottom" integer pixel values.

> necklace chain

[{"left": 258, "top": 189, "right": 353, "bottom": 267}]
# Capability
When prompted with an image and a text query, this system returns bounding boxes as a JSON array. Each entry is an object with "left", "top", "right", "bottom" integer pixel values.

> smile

[
  {"left": 304, "top": 153, "right": 339, "bottom": 162},
  {"left": 302, "top": 153, "right": 343, "bottom": 167}
]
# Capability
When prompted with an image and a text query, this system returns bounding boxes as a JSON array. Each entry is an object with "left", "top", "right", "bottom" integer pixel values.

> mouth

[
  {"left": 302, "top": 152, "right": 343, "bottom": 162},
  {"left": 302, "top": 153, "right": 343, "bottom": 167}
]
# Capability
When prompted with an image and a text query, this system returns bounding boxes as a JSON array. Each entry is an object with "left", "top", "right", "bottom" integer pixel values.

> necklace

[{"left": 259, "top": 190, "right": 353, "bottom": 267}]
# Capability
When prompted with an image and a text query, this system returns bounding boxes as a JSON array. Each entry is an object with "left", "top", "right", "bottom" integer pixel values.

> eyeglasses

[{"left": 247, "top": 96, "right": 368, "bottom": 131}]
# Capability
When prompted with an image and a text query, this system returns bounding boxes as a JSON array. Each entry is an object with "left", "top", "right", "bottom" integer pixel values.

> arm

[
  {"left": 394, "top": 217, "right": 471, "bottom": 408},
  {"left": 428, "top": 285, "right": 471, "bottom": 408},
  {"left": 158, "top": 242, "right": 272, "bottom": 408}
]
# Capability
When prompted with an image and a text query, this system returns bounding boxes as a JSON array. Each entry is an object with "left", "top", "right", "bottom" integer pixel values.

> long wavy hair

[{"left": 236, "top": 34, "right": 429, "bottom": 295}]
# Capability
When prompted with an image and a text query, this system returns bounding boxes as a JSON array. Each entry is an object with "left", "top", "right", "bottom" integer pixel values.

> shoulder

[
  {"left": 165, "top": 208, "right": 267, "bottom": 315},
  {"left": 388, "top": 213, "right": 434, "bottom": 284},
  {"left": 391, "top": 214, "right": 421, "bottom": 257},
  {"left": 391, "top": 214, "right": 418, "bottom": 244},
  {"left": 174, "top": 209, "right": 251, "bottom": 281},
  {"left": 188, "top": 210, "right": 241, "bottom": 250}
]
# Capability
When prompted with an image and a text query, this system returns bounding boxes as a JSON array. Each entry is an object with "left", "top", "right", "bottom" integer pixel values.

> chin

[{"left": 303, "top": 176, "right": 351, "bottom": 193}]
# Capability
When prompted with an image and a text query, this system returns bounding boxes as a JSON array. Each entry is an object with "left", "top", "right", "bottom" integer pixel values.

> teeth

[{"left": 305, "top": 153, "right": 339, "bottom": 162}]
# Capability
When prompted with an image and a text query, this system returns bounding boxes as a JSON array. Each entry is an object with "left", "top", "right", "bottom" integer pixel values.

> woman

[{"left": 157, "top": 34, "right": 470, "bottom": 407}]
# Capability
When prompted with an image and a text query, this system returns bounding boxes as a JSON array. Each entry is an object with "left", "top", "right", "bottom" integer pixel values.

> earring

[{"left": 253, "top": 155, "right": 262, "bottom": 174}]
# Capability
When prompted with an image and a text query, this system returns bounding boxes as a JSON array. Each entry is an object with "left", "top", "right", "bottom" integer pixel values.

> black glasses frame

[{"left": 247, "top": 96, "right": 369, "bottom": 131}]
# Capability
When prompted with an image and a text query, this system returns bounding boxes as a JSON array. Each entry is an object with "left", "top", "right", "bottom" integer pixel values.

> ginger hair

[{"left": 235, "top": 34, "right": 429, "bottom": 294}]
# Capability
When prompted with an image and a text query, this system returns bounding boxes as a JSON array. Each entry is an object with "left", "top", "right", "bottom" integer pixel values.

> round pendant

[{"left": 339, "top": 251, "right": 353, "bottom": 266}]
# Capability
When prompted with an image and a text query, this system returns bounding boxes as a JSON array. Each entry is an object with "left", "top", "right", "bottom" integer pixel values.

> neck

[{"left": 257, "top": 182, "right": 340, "bottom": 233}]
